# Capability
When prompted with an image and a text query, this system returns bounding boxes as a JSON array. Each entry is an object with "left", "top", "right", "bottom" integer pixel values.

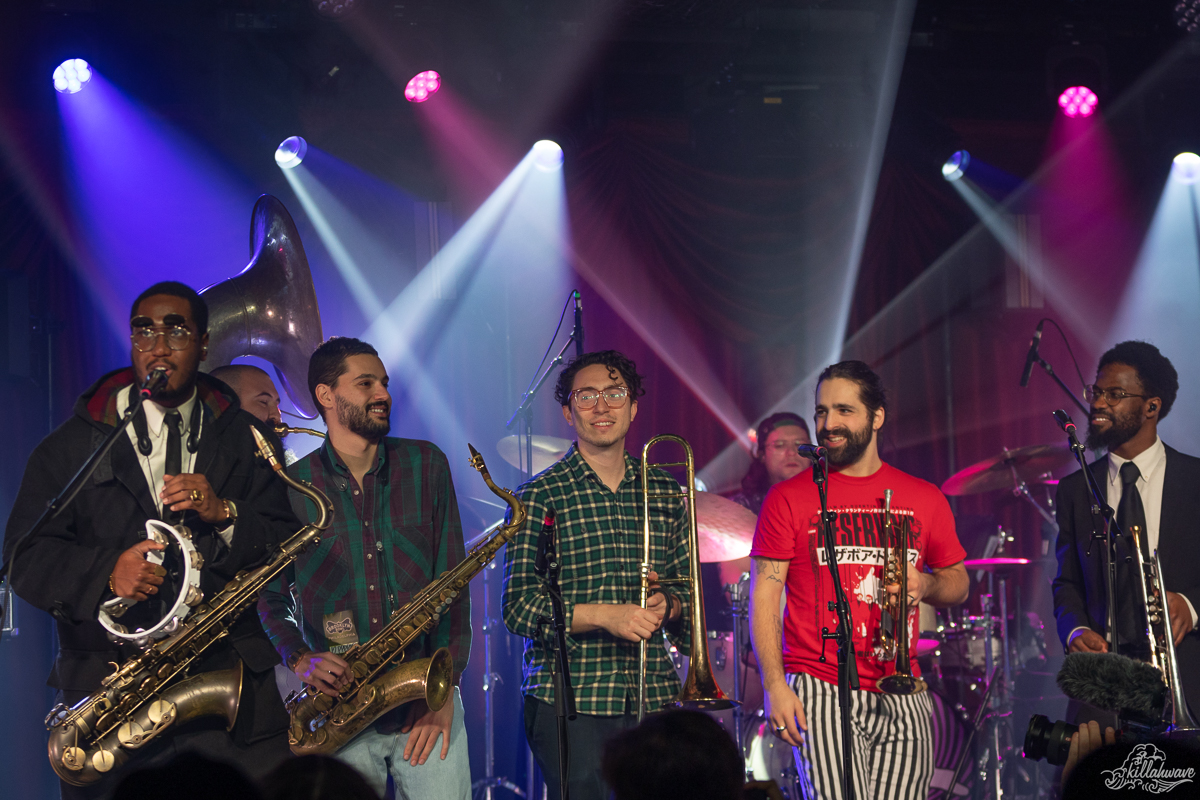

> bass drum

[
  {"left": 666, "top": 630, "right": 761, "bottom": 738},
  {"left": 928, "top": 687, "right": 973, "bottom": 799}
]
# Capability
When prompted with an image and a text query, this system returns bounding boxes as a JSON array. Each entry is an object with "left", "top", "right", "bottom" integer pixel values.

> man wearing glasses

[
  {"left": 4, "top": 281, "right": 297, "bottom": 797},
  {"left": 502, "top": 350, "right": 690, "bottom": 800},
  {"left": 1053, "top": 340, "right": 1200, "bottom": 716}
]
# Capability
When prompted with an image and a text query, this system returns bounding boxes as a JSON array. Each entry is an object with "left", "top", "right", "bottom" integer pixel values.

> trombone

[{"left": 638, "top": 434, "right": 734, "bottom": 721}]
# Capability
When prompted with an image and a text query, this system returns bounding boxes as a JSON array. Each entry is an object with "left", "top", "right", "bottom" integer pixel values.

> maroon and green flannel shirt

[{"left": 258, "top": 437, "right": 471, "bottom": 680}]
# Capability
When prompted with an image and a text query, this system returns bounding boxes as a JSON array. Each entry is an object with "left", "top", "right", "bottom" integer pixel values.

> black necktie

[
  {"left": 164, "top": 411, "right": 183, "bottom": 478},
  {"left": 1114, "top": 460, "right": 1150, "bottom": 654}
]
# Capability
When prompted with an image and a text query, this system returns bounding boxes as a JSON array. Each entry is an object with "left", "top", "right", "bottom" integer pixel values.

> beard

[
  {"left": 1085, "top": 407, "right": 1140, "bottom": 451},
  {"left": 818, "top": 422, "right": 874, "bottom": 468},
  {"left": 335, "top": 394, "right": 390, "bottom": 441}
]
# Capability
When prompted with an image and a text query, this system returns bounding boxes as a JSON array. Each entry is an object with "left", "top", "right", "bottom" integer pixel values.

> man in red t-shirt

[{"left": 749, "top": 360, "right": 968, "bottom": 800}]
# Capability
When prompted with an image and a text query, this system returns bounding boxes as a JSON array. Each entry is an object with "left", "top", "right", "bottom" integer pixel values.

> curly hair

[
  {"left": 554, "top": 350, "right": 646, "bottom": 406},
  {"left": 816, "top": 360, "right": 888, "bottom": 420},
  {"left": 1098, "top": 340, "right": 1178, "bottom": 420}
]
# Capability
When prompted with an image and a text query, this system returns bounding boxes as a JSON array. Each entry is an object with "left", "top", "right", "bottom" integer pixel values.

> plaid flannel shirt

[
  {"left": 258, "top": 437, "right": 470, "bottom": 679},
  {"left": 501, "top": 445, "right": 692, "bottom": 717}
]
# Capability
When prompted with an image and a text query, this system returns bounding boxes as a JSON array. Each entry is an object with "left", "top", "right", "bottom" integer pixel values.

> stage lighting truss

[
  {"left": 1175, "top": 0, "right": 1200, "bottom": 32},
  {"left": 275, "top": 136, "right": 308, "bottom": 169},
  {"left": 1173, "top": 153, "right": 1200, "bottom": 184},
  {"left": 53, "top": 59, "right": 92, "bottom": 94},
  {"left": 405, "top": 71, "right": 441, "bottom": 103},
  {"left": 1057, "top": 86, "right": 1098, "bottom": 118},
  {"left": 942, "top": 150, "right": 969, "bottom": 182}
]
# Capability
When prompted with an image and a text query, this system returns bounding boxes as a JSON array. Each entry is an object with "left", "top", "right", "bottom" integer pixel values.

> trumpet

[
  {"left": 637, "top": 435, "right": 734, "bottom": 721},
  {"left": 1129, "top": 525, "right": 1198, "bottom": 730},
  {"left": 878, "top": 489, "right": 926, "bottom": 695}
]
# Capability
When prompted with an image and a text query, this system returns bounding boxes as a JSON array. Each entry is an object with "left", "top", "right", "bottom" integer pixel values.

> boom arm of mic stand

[
  {"left": 1036, "top": 357, "right": 1089, "bottom": 416},
  {"left": 504, "top": 335, "right": 579, "bottom": 432},
  {"left": 1057, "top": 413, "right": 1122, "bottom": 654}
]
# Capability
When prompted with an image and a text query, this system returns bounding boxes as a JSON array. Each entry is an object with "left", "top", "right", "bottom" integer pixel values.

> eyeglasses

[
  {"left": 766, "top": 440, "right": 809, "bottom": 453},
  {"left": 131, "top": 326, "right": 193, "bottom": 352},
  {"left": 1084, "top": 384, "right": 1147, "bottom": 405},
  {"left": 570, "top": 386, "right": 630, "bottom": 409}
]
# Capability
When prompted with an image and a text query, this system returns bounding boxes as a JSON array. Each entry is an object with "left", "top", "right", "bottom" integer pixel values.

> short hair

[
  {"left": 554, "top": 350, "right": 645, "bottom": 406},
  {"left": 601, "top": 710, "right": 743, "bottom": 800},
  {"left": 1098, "top": 340, "right": 1178, "bottom": 420},
  {"left": 308, "top": 337, "right": 380, "bottom": 420},
  {"left": 131, "top": 281, "right": 209, "bottom": 334},
  {"left": 741, "top": 412, "right": 811, "bottom": 497},
  {"left": 817, "top": 360, "right": 888, "bottom": 420},
  {"left": 209, "top": 364, "right": 271, "bottom": 392}
]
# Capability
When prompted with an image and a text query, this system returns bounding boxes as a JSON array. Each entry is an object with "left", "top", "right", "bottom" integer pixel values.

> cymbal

[
  {"left": 940, "top": 444, "right": 1073, "bottom": 496},
  {"left": 694, "top": 492, "right": 758, "bottom": 563},
  {"left": 963, "top": 557, "right": 1031, "bottom": 572},
  {"left": 497, "top": 435, "right": 572, "bottom": 474}
]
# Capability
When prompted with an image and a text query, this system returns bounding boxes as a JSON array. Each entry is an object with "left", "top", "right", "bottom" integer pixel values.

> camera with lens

[{"left": 1022, "top": 713, "right": 1167, "bottom": 766}]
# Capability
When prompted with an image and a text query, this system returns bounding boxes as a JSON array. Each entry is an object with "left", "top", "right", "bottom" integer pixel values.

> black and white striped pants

[{"left": 786, "top": 671, "right": 934, "bottom": 800}]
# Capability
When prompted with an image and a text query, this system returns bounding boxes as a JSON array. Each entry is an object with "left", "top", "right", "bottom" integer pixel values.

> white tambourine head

[{"left": 99, "top": 520, "right": 204, "bottom": 645}]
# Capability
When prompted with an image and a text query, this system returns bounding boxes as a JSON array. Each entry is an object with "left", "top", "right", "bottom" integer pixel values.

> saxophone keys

[
  {"left": 147, "top": 699, "right": 175, "bottom": 726},
  {"left": 91, "top": 749, "right": 116, "bottom": 773},
  {"left": 117, "top": 721, "right": 146, "bottom": 747},
  {"left": 60, "top": 747, "right": 86, "bottom": 771}
]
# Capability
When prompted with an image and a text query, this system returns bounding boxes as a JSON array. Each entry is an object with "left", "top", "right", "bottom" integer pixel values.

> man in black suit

[
  {"left": 1052, "top": 340, "right": 1200, "bottom": 714},
  {"left": 3, "top": 281, "right": 298, "bottom": 798}
]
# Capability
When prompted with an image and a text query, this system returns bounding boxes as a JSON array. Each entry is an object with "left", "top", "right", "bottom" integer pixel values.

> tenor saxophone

[
  {"left": 287, "top": 444, "right": 525, "bottom": 755},
  {"left": 45, "top": 426, "right": 332, "bottom": 786}
]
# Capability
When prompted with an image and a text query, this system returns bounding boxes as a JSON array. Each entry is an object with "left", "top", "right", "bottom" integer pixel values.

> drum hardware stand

[
  {"left": 473, "top": 552, "right": 525, "bottom": 800},
  {"left": 726, "top": 573, "right": 751, "bottom": 760},
  {"left": 1005, "top": 460, "right": 1059, "bottom": 534}
]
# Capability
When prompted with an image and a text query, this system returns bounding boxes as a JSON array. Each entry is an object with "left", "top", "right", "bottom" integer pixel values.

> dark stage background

[{"left": 4, "top": 1, "right": 1200, "bottom": 798}]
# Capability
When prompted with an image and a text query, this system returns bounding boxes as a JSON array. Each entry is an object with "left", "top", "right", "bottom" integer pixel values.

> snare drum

[{"left": 937, "top": 616, "right": 1002, "bottom": 676}]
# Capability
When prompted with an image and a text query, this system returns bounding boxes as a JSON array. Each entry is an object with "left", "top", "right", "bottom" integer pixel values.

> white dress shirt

[
  {"left": 116, "top": 387, "right": 234, "bottom": 546},
  {"left": 1068, "top": 436, "right": 1196, "bottom": 646}
]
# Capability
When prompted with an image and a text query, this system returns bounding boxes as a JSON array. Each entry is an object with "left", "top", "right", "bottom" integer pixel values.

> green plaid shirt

[{"left": 501, "top": 445, "right": 692, "bottom": 717}]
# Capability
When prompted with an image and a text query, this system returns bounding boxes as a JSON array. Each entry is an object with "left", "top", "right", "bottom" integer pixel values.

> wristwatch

[
  {"left": 221, "top": 498, "right": 238, "bottom": 527},
  {"left": 286, "top": 648, "right": 311, "bottom": 671}
]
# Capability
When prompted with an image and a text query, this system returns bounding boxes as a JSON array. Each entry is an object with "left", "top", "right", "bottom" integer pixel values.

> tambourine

[{"left": 99, "top": 519, "right": 204, "bottom": 647}]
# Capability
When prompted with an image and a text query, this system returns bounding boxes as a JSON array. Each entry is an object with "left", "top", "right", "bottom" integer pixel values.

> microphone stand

[
  {"left": 1032, "top": 357, "right": 1089, "bottom": 417},
  {"left": 0, "top": 382, "right": 160, "bottom": 644},
  {"left": 813, "top": 454, "right": 858, "bottom": 800},
  {"left": 1054, "top": 410, "right": 1121, "bottom": 653},
  {"left": 536, "top": 528, "right": 575, "bottom": 800}
]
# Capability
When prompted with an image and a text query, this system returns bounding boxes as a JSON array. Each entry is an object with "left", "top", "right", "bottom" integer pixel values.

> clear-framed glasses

[
  {"left": 1083, "top": 384, "right": 1147, "bottom": 405},
  {"left": 766, "top": 439, "right": 808, "bottom": 453},
  {"left": 570, "top": 386, "right": 630, "bottom": 409},
  {"left": 130, "top": 325, "right": 193, "bottom": 352}
]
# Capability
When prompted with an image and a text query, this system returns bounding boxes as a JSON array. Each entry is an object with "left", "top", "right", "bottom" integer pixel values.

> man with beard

[
  {"left": 1052, "top": 340, "right": 1200, "bottom": 715},
  {"left": 210, "top": 364, "right": 282, "bottom": 427},
  {"left": 4, "top": 281, "right": 297, "bottom": 798},
  {"left": 749, "top": 360, "right": 968, "bottom": 800},
  {"left": 257, "top": 336, "right": 471, "bottom": 800},
  {"left": 502, "top": 350, "right": 689, "bottom": 800}
]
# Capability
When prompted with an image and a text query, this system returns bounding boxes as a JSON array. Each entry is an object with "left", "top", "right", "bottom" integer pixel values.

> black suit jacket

[
  {"left": 1052, "top": 443, "right": 1200, "bottom": 712},
  {"left": 2, "top": 368, "right": 299, "bottom": 744}
]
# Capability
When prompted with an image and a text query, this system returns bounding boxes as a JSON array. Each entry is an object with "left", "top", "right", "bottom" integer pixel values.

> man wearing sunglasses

[
  {"left": 502, "top": 350, "right": 690, "bottom": 800},
  {"left": 3, "top": 281, "right": 297, "bottom": 798},
  {"left": 1053, "top": 340, "right": 1200, "bottom": 717}
]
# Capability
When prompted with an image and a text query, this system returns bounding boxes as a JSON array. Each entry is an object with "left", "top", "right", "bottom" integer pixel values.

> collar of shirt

[
  {"left": 116, "top": 386, "right": 199, "bottom": 439},
  {"left": 563, "top": 443, "right": 638, "bottom": 490},
  {"left": 320, "top": 437, "right": 390, "bottom": 484},
  {"left": 1106, "top": 435, "right": 1165, "bottom": 491}
]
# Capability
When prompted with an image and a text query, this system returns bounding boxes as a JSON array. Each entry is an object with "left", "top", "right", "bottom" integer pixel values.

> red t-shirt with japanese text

[{"left": 750, "top": 462, "right": 966, "bottom": 692}]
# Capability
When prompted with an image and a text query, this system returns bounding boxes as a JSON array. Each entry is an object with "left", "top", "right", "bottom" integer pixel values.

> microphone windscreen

[{"left": 1057, "top": 652, "right": 1167, "bottom": 721}]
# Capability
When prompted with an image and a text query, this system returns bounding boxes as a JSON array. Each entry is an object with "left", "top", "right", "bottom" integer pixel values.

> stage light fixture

[
  {"left": 1057, "top": 86, "right": 1098, "bottom": 118},
  {"left": 53, "top": 58, "right": 92, "bottom": 94},
  {"left": 942, "top": 150, "right": 969, "bottom": 182},
  {"left": 1172, "top": 152, "right": 1200, "bottom": 184},
  {"left": 275, "top": 136, "right": 308, "bottom": 169},
  {"left": 312, "top": 0, "right": 359, "bottom": 19},
  {"left": 405, "top": 71, "right": 441, "bottom": 103},
  {"left": 532, "top": 140, "right": 564, "bottom": 172}
]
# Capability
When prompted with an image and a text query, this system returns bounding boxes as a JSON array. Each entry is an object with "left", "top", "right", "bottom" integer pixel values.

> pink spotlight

[
  {"left": 405, "top": 70, "right": 441, "bottom": 103},
  {"left": 1057, "top": 85, "right": 1098, "bottom": 118}
]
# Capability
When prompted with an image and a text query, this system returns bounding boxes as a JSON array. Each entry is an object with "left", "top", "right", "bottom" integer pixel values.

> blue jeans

[{"left": 335, "top": 687, "right": 470, "bottom": 800}]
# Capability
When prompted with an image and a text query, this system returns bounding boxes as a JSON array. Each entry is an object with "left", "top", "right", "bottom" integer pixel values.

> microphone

[
  {"left": 796, "top": 443, "right": 828, "bottom": 460},
  {"left": 1057, "top": 652, "right": 1166, "bottom": 723},
  {"left": 1052, "top": 409, "right": 1076, "bottom": 434},
  {"left": 1019, "top": 320, "right": 1045, "bottom": 388},
  {"left": 572, "top": 291, "right": 583, "bottom": 358},
  {"left": 535, "top": 509, "right": 556, "bottom": 577},
  {"left": 138, "top": 368, "right": 169, "bottom": 399}
]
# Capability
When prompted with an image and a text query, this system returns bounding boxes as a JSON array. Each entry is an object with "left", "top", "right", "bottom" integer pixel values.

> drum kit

[{"left": 493, "top": 436, "right": 1070, "bottom": 799}]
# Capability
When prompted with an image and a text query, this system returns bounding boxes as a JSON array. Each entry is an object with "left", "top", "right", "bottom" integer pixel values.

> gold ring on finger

[{"left": 190, "top": 489, "right": 204, "bottom": 504}]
